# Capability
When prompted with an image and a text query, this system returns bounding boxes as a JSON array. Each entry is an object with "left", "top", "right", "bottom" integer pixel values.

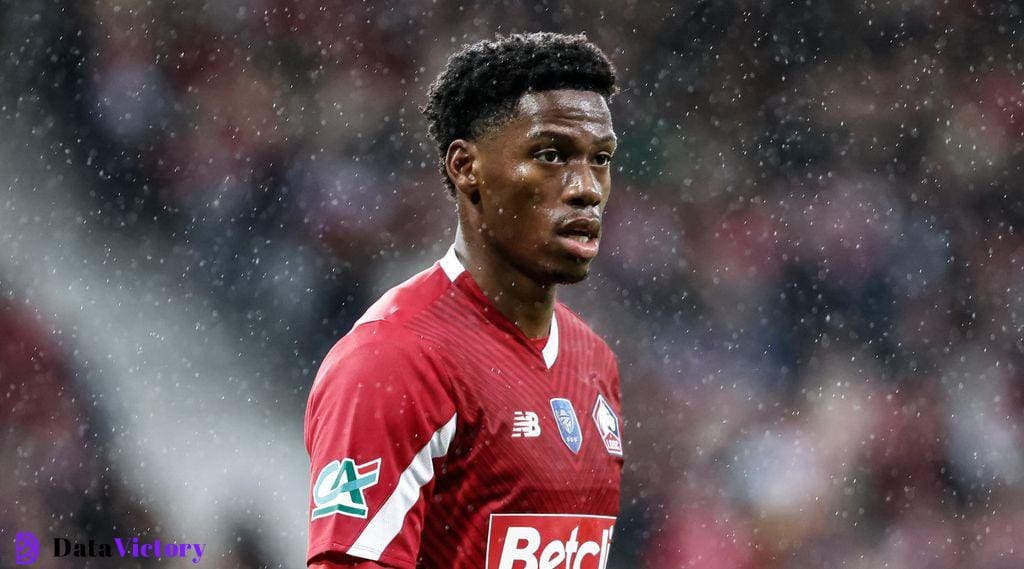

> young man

[{"left": 306, "top": 32, "right": 623, "bottom": 569}]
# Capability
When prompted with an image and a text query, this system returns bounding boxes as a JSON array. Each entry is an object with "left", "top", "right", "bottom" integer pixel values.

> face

[{"left": 465, "top": 89, "right": 616, "bottom": 285}]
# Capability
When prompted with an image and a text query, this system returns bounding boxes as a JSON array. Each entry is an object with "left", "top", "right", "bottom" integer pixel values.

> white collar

[
  {"left": 439, "top": 245, "right": 559, "bottom": 369},
  {"left": 542, "top": 310, "right": 559, "bottom": 369},
  {"left": 439, "top": 244, "right": 466, "bottom": 281}
]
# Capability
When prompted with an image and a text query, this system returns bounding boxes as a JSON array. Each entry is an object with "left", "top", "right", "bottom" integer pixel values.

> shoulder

[
  {"left": 305, "top": 318, "right": 457, "bottom": 448},
  {"left": 311, "top": 319, "right": 448, "bottom": 395},
  {"left": 321, "top": 318, "right": 422, "bottom": 358},
  {"left": 313, "top": 259, "right": 458, "bottom": 382},
  {"left": 352, "top": 260, "right": 456, "bottom": 331}
]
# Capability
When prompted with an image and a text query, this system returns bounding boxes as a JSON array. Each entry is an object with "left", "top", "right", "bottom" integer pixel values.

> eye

[
  {"left": 594, "top": 152, "right": 613, "bottom": 166},
  {"left": 534, "top": 149, "right": 563, "bottom": 164}
]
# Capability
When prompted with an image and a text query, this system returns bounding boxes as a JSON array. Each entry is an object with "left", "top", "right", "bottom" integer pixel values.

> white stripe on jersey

[{"left": 347, "top": 413, "right": 458, "bottom": 560}]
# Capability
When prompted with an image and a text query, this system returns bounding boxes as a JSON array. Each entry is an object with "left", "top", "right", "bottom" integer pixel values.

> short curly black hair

[{"left": 423, "top": 32, "right": 618, "bottom": 195}]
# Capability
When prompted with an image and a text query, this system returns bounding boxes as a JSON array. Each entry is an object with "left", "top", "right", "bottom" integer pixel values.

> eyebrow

[{"left": 526, "top": 129, "right": 618, "bottom": 146}]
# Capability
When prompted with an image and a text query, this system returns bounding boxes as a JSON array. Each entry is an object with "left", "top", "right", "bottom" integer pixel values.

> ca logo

[{"left": 311, "top": 458, "right": 382, "bottom": 520}]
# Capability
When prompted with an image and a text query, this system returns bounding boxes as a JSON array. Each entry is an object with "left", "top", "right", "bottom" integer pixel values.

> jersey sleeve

[{"left": 305, "top": 321, "right": 457, "bottom": 569}]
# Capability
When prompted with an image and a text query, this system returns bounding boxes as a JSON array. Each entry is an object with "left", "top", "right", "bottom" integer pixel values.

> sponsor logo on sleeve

[
  {"left": 512, "top": 411, "right": 542, "bottom": 438},
  {"left": 591, "top": 394, "right": 623, "bottom": 456},
  {"left": 485, "top": 514, "right": 615, "bottom": 569},
  {"left": 549, "top": 398, "right": 582, "bottom": 454},
  {"left": 311, "top": 458, "right": 381, "bottom": 520}
]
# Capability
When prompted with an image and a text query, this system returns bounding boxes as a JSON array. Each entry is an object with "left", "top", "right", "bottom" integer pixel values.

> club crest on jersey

[
  {"left": 592, "top": 394, "right": 623, "bottom": 456},
  {"left": 311, "top": 457, "right": 381, "bottom": 520},
  {"left": 549, "top": 398, "right": 582, "bottom": 454}
]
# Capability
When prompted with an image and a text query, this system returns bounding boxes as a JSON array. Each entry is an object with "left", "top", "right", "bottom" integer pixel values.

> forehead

[{"left": 505, "top": 89, "right": 614, "bottom": 141}]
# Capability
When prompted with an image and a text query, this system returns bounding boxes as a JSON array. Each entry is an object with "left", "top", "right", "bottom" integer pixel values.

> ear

[{"left": 444, "top": 139, "right": 480, "bottom": 202}]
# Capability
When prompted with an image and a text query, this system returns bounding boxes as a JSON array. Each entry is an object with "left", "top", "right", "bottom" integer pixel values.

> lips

[
  {"left": 557, "top": 217, "right": 601, "bottom": 241},
  {"left": 555, "top": 217, "right": 601, "bottom": 259}
]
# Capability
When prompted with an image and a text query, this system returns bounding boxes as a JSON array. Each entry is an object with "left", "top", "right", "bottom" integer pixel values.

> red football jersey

[{"left": 305, "top": 247, "right": 623, "bottom": 568}]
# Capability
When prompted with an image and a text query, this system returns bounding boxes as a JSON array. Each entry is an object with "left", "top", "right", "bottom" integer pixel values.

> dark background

[{"left": 2, "top": 1, "right": 1023, "bottom": 567}]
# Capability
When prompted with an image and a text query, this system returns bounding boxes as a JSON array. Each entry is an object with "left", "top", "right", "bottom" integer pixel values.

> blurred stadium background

[{"left": 2, "top": 1, "right": 1023, "bottom": 567}]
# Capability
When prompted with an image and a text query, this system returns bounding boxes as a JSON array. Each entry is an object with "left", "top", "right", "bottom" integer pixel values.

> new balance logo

[{"left": 512, "top": 411, "right": 541, "bottom": 438}]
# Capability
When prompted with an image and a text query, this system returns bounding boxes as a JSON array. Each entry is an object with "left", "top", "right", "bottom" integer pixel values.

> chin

[
  {"left": 514, "top": 249, "right": 593, "bottom": 285},
  {"left": 557, "top": 272, "right": 589, "bottom": 285},
  {"left": 550, "top": 261, "right": 592, "bottom": 285}
]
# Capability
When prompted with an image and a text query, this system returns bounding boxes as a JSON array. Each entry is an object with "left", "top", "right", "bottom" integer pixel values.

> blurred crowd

[{"left": 4, "top": 0, "right": 1024, "bottom": 567}]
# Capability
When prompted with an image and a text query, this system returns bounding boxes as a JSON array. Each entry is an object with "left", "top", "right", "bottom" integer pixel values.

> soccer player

[{"left": 306, "top": 32, "right": 623, "bottom": 569}]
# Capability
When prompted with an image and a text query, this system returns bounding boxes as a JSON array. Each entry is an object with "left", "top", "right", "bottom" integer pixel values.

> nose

[{"left": 563, "top": 162, "right": 604, "bottom": 208}]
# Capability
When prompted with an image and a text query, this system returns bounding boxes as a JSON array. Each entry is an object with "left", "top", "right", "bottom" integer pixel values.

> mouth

[{"left": 555, "top": 217, "right": 602, "bottom": 259}]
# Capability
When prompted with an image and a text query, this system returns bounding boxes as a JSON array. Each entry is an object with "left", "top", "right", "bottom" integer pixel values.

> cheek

[
  {"left": 510, "top": 161, "right": 533, "bottom": 180},
  {"left": 481, "top": 162, "right": 558, "bottom": 241},
  {"left": 512, "top": 166, "right": 548, "bottom": 204},
  {"left": 498, "top": 164, "right": 547, "bottom": 209}
]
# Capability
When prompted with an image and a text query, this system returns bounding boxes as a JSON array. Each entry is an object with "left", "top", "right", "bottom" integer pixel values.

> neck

[{"left": 453, "top": 224, "right": 555, "bottom": 339}]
